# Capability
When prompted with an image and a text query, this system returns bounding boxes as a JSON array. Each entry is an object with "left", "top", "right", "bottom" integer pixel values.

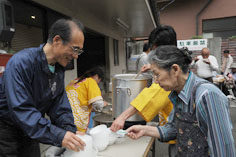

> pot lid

[{"left": 113, "top": 73, "right": 152, "bottom": 80}]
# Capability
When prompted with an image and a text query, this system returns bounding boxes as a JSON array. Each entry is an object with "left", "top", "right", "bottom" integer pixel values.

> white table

[{"left": 97, "top": 136, "right": 155, "bottom": 157}]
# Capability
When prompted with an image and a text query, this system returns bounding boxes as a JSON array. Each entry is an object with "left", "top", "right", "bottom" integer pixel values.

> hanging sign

[{"left": 177, "top": 39, "right": 207, "bottom": 51}]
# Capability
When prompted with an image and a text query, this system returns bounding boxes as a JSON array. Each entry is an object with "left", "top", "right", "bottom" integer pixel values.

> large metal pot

[{"left": 112, "top": 74, "right": 152, "bottom": 121}]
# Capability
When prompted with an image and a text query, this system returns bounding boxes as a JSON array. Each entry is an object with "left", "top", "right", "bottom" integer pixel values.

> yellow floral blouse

[{"left": 66, "top": 78, "right": 102, "bottom": 133}]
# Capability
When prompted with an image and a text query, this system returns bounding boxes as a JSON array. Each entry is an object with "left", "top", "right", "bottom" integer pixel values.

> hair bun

[
  {"left": 181, "top": 47, "right": 192, "bottom": 55},
  {"left": 180, "top": 47, "right": 192, "bottom": 64}
]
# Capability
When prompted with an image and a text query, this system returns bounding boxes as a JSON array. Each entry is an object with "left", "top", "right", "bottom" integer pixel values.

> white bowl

[
  {"left": 62, "top": 134, "right": 97, "bottom": 157},
  {"left": 107, "top": 128, "right": 118, "bottom": 145},
  {"left": 89, "top": 124, "right": 109, "bottom": 151}
]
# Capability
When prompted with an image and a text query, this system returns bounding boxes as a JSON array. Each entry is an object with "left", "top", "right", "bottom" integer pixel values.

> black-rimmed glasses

[
  {"left": 68, "top": 44, "right": 84, "bottom": 55},
  {"left": 152, "top": 73, "right": 160, "bottom": 81}
]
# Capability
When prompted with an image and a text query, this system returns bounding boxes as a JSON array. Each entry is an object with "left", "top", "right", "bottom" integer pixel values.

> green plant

[
  {"left": 191, "top": 35, "right": 203, "bottom": 39},
  {"left": 9, "top": 49, "right": 16, "bottom": 54},
  {"left": 229, "top": 35, "right": 236, "bottom": 40}
]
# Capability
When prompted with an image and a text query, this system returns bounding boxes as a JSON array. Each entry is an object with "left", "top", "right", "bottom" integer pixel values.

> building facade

[{"left": 158, "top": 0, "right": 236, "bottom": 40}]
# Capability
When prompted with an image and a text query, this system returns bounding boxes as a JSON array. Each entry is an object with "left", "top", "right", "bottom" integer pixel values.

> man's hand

[
  {"left": 103, "top": 101, "right": 108, "bottom": 107},
  {"left": 141, "top": 64, "right": 151, "bottom": 72},
  {"left": 110, "top": 116, "right": 125, "bottom": 132},
  {"left": 203, "top": 59, "right": 210, "bottom": 64},
  {"left": 62, "top": 131, "right": 86, "bottom": 152},
  {"left": 194, "top": 57, "right": 199, "bottom": 62},
  {"left": 76, "top": 131, "right": 85, "bottom": 135}
]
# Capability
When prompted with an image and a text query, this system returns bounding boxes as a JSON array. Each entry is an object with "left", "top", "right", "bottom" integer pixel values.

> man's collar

[{"left": 40, "top": 44, "right": 53, "bottom": 75}]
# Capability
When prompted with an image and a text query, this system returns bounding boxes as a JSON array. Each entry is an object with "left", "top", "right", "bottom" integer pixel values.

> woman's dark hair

[
  {"left": 143, "top": 43, "right": 150, "bottom": 52},
  {"left": 149, "top": 45, "right": 192, "bottom": 74},
  {"left": 76, "top": 67, "right": 104, "bottom": 83},
  {"left": 47, "top": 18, "right": 84, "bottom": 44},
  {"left": 148, "top": 25, "right": 177, "bottom": 49}
]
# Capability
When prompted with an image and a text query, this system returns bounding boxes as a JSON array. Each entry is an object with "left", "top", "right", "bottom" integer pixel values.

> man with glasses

[{"left": 0, "top": 18, "right": 85, "bottom": 157}]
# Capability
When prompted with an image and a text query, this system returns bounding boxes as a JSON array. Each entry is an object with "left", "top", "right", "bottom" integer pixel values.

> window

[{"left": 203, "top": 16, "right": 236, "bottom": 39}]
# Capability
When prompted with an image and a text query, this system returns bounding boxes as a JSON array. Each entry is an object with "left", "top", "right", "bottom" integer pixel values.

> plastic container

[
  {"left": 107, "top": 128, "right": 118, "bottom": 145},
  {"left": 89, "top": 124, "right": 109, "bottom": 151},
  {"left": 62, "top": 134, "right": 97, "bottom": 157}
]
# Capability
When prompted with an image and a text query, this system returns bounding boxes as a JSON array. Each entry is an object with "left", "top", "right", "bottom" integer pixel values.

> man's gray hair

[{"left": 47, "top": 18, "right": 84, "bottom": 44}]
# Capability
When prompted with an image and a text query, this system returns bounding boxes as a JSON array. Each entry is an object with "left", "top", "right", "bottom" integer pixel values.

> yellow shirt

[
  {"left": 66, "top": 78, "right": 102, "bottom": 133},
  {"left": 130, "top": 83, "right": 175, "bottom": 144}
]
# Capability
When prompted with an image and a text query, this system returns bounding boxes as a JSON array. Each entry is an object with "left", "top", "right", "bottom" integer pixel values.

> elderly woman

[{"left": 127, "top": 45, "right": 235, "bottom": 156}]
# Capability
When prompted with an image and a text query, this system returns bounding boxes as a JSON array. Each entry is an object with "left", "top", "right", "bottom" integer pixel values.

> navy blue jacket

[{"left": 0, "top": 44, "right": 77, "bottom": 146}]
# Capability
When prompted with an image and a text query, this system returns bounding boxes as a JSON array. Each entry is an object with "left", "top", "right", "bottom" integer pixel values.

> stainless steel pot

[
  {"left": 112, "top": 74, "right": 152, "bottom": 121},
  {"left": 93, "top": 113, "right": 113, "bottom": 127}
]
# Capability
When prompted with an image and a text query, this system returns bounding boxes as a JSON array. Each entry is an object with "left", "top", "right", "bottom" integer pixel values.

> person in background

[
  {"left": 127, "top": 45, "right": 235, "bottom": 157},
  {"left": 0, "top": 19, "right": 86, "bottom": 156},
  {"left": 66, "top": 67, "right": 107, "bottom": 133},
  {"left": 230, "top": 63, "right": 236, "bottom": 80},
  {"left": 229, "top": 63, "right": 236, "bottom": 97},
  {"left": 110, "top": 25, "right": 177, "bottom": 156},
  {"left": 136, "top": 42, "right": 151, "bottom": 76},
  {"left": 191, "top": 47, "right": 219, "bottom": 83},
  {"left": 224, "top": 63, "right": 236, "bottom": 99},
  {"left": 221, "top": 49, "right": 233, "bottom": 76}
]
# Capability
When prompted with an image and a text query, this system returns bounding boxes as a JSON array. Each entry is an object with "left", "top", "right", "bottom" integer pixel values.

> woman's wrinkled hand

[{"left": 126, "top": 125, "right": 146, "bottom": 140}]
